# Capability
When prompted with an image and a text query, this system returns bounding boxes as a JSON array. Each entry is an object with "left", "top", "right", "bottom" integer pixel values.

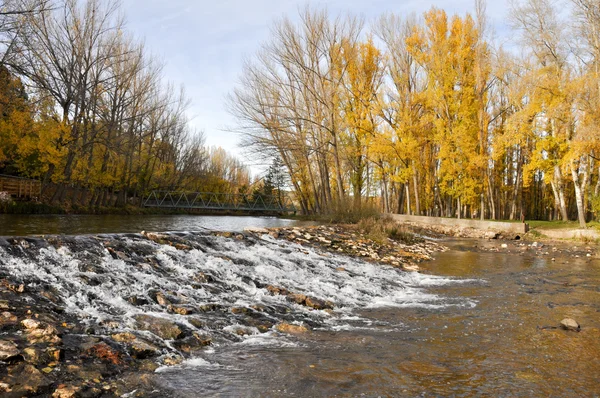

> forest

[
  {"left": 229, "top": 0, "right": 600, "bottom": 226},
  {"left": 0, "top": 0, "right": 251, "bottom": 209}
]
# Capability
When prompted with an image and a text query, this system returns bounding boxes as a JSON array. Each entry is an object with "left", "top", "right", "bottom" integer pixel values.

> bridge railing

[{"left": 142, "top": 191, "right": 296, "bottom": 213}]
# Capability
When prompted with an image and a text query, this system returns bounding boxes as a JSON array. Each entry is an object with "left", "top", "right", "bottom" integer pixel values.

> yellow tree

[
  {"left": 341, "top": 38, "right": 384, "bottom": 209},
  {"left": 407, "top": 8, "right": 486, "bottom": 218}
]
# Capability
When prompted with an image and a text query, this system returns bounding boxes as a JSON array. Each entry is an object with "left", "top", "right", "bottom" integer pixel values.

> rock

[
  {"left": 163, "top": 355, "right": 184, "bottom": 366},
  {"left": 52, "top": 385, "right": 79, "bottom": 398},
  {"left": 560, "top": 318, "right": 580, "bottom": 331},
  {"left": 305, "top": 297, "right": 334, "bottom": 310},
  {"left": 169, "top": 305, "right": 194, "bottom": 315},
  {"left": 86, "top": 343, "right": 122, "bottom": 365},
  {"left": 484, "top": 231, "right": 499, "bottom": 239},
  {"left": 111, "top": 332, "right": 136, "bottom": 343},
  {"left": 134, "top": 315, "right": 184, "bottom": 340},
  {"left": 171, "top": 333, "right": 211, "bottom": 354},
  {"left": 501, "top": 243, "right": 508, "bottom": 248},
  {"left": 231, "top": 307, "right": 248, "bottom": 314},
  {"left": 21, "top": 318, "right": 42, "bottom": 330},
  {"left": 128, "top": 339, "right": 160, "bottom": 359},
  {"left": 276, "top": 323, "right": 308, "bottom": 334},
  {"left": 0, "top": 340, "right": 20, "bottom": 361},
  {"left": 286, "top": 293, "right": 307, "bottom": 305},
  {"left": 8, "top": 363, "right": 52, "bottom": 395},
  {"left": 0, "top": 311, "right": 17, "bottom": 326},
  {"left": 155, "top": 292, "right": 171, "bottom": 306}
]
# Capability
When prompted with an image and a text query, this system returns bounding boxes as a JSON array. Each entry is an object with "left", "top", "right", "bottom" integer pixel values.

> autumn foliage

[{"left": 230, "top": 2, "right": 600, "bottom": 226}]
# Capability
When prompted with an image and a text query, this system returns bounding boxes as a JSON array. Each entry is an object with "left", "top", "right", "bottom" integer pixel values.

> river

[
  {"left": 0, "top": 214, "right": 315, "bottom": 236},
  {"left": 154, "top": 239, "right": 600, "bottom": 397},
  {"left": 0, "top": 216, "right": 598, "bottom": 396}
]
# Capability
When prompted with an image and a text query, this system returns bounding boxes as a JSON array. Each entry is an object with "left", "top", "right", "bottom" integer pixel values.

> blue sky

[{"left": 121, "top": 0, "right": 513, "bottom": 170}]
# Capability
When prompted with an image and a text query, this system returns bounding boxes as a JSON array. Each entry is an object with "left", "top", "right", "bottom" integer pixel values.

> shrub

[{"left": 357, "top": 215, "right": 421, "bottom": 244}]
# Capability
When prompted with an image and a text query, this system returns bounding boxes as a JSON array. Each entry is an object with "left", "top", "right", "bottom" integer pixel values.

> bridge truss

[{"left": 142, "top": 191, "right": 296, "bottom": 213}]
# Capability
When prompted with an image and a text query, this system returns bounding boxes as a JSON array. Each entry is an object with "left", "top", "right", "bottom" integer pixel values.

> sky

[{"left": 121, "top": 0, "right": 514, "bottom": 173}]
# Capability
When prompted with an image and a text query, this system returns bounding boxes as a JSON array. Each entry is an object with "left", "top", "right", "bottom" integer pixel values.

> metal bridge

[{"left": 142, "top": 191, "right": 296, "bottom": 213}]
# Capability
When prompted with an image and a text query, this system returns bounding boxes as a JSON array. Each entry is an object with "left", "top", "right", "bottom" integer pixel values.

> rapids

[{"left": 0, "top": 231, "right": 473, "bottom": 363}]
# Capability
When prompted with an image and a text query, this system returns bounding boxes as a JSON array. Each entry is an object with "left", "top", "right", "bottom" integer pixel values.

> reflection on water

[
  {"left": 0, "top": 214, "right": 315, "bottom": 236},
  {"left": 156, "top": 240, "right": 600, "bottom": 397}
]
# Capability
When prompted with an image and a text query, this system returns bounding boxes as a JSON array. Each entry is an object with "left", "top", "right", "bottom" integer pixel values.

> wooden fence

[{"left": 0, "top": 174, "right": 41, "bottom": 199}]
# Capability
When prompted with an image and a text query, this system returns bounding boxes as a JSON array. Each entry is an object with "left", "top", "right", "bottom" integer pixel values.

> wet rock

[
  {"left": 231, "top": 306, "right": 249, "bottom": 314},
  {"left": 52, "top": 385, "right": 79, "bottom": 398},
  {"left": 21, "top": 318, "right": 42, "bottom": 330},
  {"left": 7, "top": 363, "right": 52, "bottom": 395},
  {"left": 560, "top": 318, "right": 580, "bottom": 331},
  {"left": 287, "top": 293, "right": 307, "bottom": 305},
  {"left": 155, "top": 292, "right": 171, "bottom": 306},
  {"left": 188, "top": 318, "right": 205, "bottom": 329},
  {"left": 192, "top": 272, "right": 214, "bottom": 283},
  {"left": 128, "top": 339, "right": 161, "bottom": 359},
  {"left": 168, "top": 305, "right": 194, "bottom": 315},
  {"left": 266, "top": 285, "right": 288, "bottom": 296},
  {"left": 276, "top": 323, "right": 308, "bottom": 334},
  {"left": 111, "top": 332, "right": 136, "bottom": 343},
  {"left": 134, "top": 315, "right": 184, "bottom": 340},
  {"left": 171, "top": 333, "right": 211, "bottom": 354},
  {"left": 305, "top": 297, "right": 334, "bottom": 310},
  {"left": 0, "top": 340, "right": 20, "bottom": 361},
  {"left": 86, "top": 343, "right": 122, "bottom": 365},
  {"left": 0, "top": 311, "right": 18, "bottom": 327},
  {"left": 127, "top": 296, "right": 150, "bottom": 306},
  {"left": 163, "top": 355, "right": 184, "bottom": 366}
]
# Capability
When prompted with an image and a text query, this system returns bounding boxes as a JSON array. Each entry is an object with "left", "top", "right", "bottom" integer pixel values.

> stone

[
  {"left": 8, "top": 363, "right": 52, "bottom": 395},
  {"left": 501, "top": 244, "right": 508, "bottom": 248},
  {"left": 305, "top": 297, "right": 334, "bottom": 310},
  {"left": 0, "top": 311, "right": 17, "bottom": 326},
  {"left": 134, "top": 315, "right": 184, "bottom": 340},
  {"left": 21, "top": 318, "right": 42, "bottom": 330},
  {"left": 155, "top": 292, "right": 171, "bottom": 306},
  {"left": 560, "top": 318, "right": 580, "bottom": 331},
  {"left": 111, "top": 332, "right": 136, "bottom": 343},
  {"left": 169, "top": 305, "right": 194, "bottom": 315},
  {"left": 276, "top": 323, "right": 308, "bottom": 334},
  {"left": 52, "top": 385, "right": 79, "bottom": 398},
  {"left": 171, "top": 333, "right": 211, "bottom": 354},
  {"left": 0, "top": 340, "right": 20, "bottom": 361},
  {"left": 128, "top": 340, "right": 160, "bottom": 359},
  {"left": 286, "top": 293, "right": 307, "bottom": 305}
]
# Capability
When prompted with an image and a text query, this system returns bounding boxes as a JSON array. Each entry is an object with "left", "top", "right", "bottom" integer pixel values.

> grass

[{"left": 526, "top": 220, "right": 600, "bottom": 230}]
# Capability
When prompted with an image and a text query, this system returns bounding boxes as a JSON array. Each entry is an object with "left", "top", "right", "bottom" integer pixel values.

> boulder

[
  {"left": 134, "top": 315, "right": 184, "bottom": 340},
  {"left": 0, "top": 340, "right": 20, "bottom": 361},
  {"left": 560, "top": 318, "right": 580, "bottom": 331},
  {"left": 52, "top": 385, "right": 79, "bottom": 398},
  {"left": 276, "top": 323, "right": 308, "bottom": 334},
  {"left": 305, "top": 297, "right": 334, "bottom": 310},
  {"left": 287, "top": 293, "right": 307, "bottom": 305},
  {"left": 128, "top": 340, "right": 161, "bottom": 359},
  {"left": 7, "top": 363, "right": 52, "bottom": 395}
]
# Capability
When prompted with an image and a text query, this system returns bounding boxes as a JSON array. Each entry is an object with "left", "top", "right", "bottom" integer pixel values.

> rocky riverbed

[{"left": 0, "top": 225, "right": 453, "bottom": 397}]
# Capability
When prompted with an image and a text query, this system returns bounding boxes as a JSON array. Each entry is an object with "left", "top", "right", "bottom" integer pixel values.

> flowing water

[
  {"left": 153, "top": 239, "right": 600, "bottom": 397},
  {"left": 0, "top": 218, "right": 598, "bottom": 397}
]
